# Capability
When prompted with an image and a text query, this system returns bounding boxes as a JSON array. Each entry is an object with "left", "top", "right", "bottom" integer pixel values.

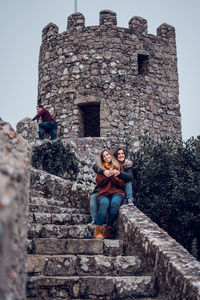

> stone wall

[
  {"left": 37, "top": 10, "right": 182, "bottom": 143},
  {"left": 16, "top": 120, "right": 133, "bottom": 185},
  {"left": 117, "top": 206, "right": 200, "bottom": 300},
  {"left": 0, "top": 119, "right": 31, "bottom": 300},
  {"left": 15, "top": 121, "right": 200, "bottom": 298}
]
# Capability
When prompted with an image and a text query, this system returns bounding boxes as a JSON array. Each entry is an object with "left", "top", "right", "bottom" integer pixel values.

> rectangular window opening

[
  {"left": 79, "top": 104, "right": 100, "bottom": 137},
  {"left": 138, "top": 54, "right": 149, "bottom": 75}
]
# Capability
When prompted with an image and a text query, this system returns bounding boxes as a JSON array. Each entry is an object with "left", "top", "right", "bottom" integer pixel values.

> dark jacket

[
  {"left": 118, "top": 159, "right": 133, "bottom": 182},
  {"left": 93, "top": 160, "right": 133, "bottom": 182}
]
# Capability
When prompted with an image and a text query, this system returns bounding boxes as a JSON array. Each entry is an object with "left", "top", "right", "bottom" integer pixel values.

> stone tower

[{"left": 38, "top": 10, "right": 182, "bottom": 145}]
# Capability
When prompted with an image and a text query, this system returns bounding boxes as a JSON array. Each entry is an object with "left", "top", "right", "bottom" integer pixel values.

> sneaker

[
  {"left": 90, "top": 220, "right": 96, "bottom": 225},
  {"left": 127, "top": 198, "right": 134, "bottom": 205}
]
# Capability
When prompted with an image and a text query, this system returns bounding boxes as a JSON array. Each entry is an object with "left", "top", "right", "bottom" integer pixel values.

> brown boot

[
  {"left": 94, "top": 225, "right": 104, "bottom": 239},
  {"left": 103, "top": 226, "right": 111, "bottom": 239}
]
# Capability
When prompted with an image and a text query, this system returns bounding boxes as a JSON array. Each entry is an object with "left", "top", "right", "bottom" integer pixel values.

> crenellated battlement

[
  {"left": 38, "top": 10, "right": 181, "bottom": 144},
  {"left": 100, "top": 10, "right": 117, "bottom": 26},
  {"left": 42, "top": 10, "right": 175, "bottom": 42},
  {"left": 157, "top": 23, "right": 176, "bottom": 40},
  {"left": 67, "top": 12, "right": 85, "bottom": 32},
  {"left": 128, "top": 16, "right": 147, "bottom": 36},
  {"left": 42, "top": 22, "right": 59, "bottom": 42}
]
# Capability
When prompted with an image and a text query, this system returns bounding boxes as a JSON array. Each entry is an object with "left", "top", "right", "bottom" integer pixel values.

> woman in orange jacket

[{"left": 94, "top": 149, "right": 125, "bottom": 239}]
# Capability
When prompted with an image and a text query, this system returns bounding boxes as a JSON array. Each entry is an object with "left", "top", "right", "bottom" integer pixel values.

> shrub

[
  {"left": 31, "top": 140, "right": 78, "bottom": 180},
  {"left": 131, "top": 136, "right": 200, "bottom": 259}
]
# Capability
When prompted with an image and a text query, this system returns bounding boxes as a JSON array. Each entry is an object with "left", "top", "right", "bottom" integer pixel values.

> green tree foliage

[
  {"left": 32, "top": 140, "right": 78, "bottom": 180},
  {"left": 131, "top": 136, "right": 200, "bottom": 259}
]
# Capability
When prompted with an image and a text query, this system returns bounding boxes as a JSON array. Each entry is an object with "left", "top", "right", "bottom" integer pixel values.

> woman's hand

[
  {"left": 112, "top": 169, "right": 120, "bottom": 176},
  {"left": 104, "top": 170, "right": 112, "bottom": 177}
]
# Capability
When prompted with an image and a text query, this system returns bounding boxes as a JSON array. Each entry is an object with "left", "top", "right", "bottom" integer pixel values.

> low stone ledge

[{"left": 116, "top": 205, "right": 200, "bottom": 300}]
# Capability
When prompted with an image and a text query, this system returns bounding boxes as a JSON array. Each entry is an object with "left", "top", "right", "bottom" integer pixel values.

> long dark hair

[{"left": 113, "top": 148, "right": 126, "bottom": 163}]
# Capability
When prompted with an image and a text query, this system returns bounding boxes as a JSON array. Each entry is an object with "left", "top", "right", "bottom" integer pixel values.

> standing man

[{"left": 32, "top": 105, "right": 57, "bottom": 140}]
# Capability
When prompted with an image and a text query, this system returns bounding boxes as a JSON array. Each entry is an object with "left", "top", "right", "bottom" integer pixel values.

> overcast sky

[{"left": 0, "top": 0, "right": 199, "bottom": 141}]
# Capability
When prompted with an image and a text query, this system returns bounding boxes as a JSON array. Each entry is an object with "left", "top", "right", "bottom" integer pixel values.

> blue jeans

[
  {"left": 90, "top": 192, "right": 98, "bottom": 222},
  {"left": 96, "top": 194, "right": 124, "bottom": 227},
  {"left": 39, "top": 121, "right": 57, "bottom": 140},
  {"left": 125, "top": 181, "right": 133, "bottom": 199},
  {"left": 90, "top": 183, "right": 132, "bottom": 221}
]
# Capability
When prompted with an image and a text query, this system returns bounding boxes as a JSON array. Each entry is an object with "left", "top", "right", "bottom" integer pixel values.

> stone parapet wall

[
  {"left": 117, "top": 205, "right": 200, "bottom": 300},
  {"left": 37, "top": 10, "right": 182, "bottom": 142},
  {"left": 0, "top": 119, "right": 31, "bottom": 300}
]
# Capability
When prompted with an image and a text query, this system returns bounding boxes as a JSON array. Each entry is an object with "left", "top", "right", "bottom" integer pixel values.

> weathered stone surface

[
  {"left": 16, "top": 117, "right": 38, "bottom": 141},
  {"left": 27, "top": 275, "right": 155, "bottom": 299},
  {"left": 65, "top": 239, "right": 104, "bottom": 255},
  {"left": 103, "top": 239, "right": 124, "bottom": 256},
  {"left": 29, "top": 203, "right": 86, "bottom": 214},
  {"left": 27, "top": 186, "right": 159, "bottom": 298},
  {"left": 30, "top": 167, "right": 91, "bottom": 212},
  {"left": 116, "top": 205, "right": 200, "bottom": 299},
  {"left": 29, "top": 211, "right": 90, "bottom": 225},
  {"left": 32, "top": 237, "right": 125, "bottom": 256},
  {"left": 27, "top": 255, "right": 46, "bottom": 274},
  {"left": 0, "top": 119, "right": 31, "bottom": 300},
  {"left": 78, "top": 255, "right": 141, "bottom": 276},
  {"left": 28, "top": 223, "right": 94, "bottom": 239},
  {"left": 27, "top": 165, "right": 200, "bottom": 299},
  {"left": 34, "top": 238, "right": 66, "bottom": 254},
  {"left": 27, "top": 254, "right": 141, "bottom": 276},
  {"left": 17, "top": 10, "right": 181, "bottom": 148},
  {"left": 115, "top": 276, "right": 155, "bottom": 297},
  {"left": 30, "top": 196, "right": 65, "bottom": 206}
]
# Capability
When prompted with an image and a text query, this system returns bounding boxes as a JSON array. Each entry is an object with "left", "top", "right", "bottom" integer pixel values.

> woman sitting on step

[
  {"left": 94, "top": 149, "right": 125, "bottom": 239},
  {"left": 113, "top": 147, "right": 134, "bottom": 205},
  {"left": 90, "top": 147, "right": 134, "bottom": 225}
]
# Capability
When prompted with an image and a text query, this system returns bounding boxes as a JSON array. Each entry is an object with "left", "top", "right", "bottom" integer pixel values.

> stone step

[
  {"left": 27, "top": 275, "right": 155, "bottom": 299},
  {"left": 30, "top": 168, "right": 90, "bottom": 211},
  {"left": 28, "top": 224, "right": 94, "bottom": 239},
  {"left": 29, "top": 203, "right": 87, "bottom": 214},
  {"left": 29, "top": 238, "right": 124, "bottom": 256},
  {"left": 29, "top": 212, "right": 91, "bottom": 225},
  {"left": 27, "top": 254, "right": 142, "bottom": 277},
  {"left": 30, "top": 196, "right": 66, "bottom": 207},
  {"left": 27, "top": 298, "right": 163, "bottom": 300}
]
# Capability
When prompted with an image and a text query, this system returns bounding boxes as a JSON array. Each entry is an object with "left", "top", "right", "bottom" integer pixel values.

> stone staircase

[{"left": 26, "top": 172, "right": 163, "bottom": 299}]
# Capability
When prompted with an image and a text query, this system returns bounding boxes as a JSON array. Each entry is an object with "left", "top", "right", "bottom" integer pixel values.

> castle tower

[{"left": 38, "top": 10, "right": 182, "bottom": 144}]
